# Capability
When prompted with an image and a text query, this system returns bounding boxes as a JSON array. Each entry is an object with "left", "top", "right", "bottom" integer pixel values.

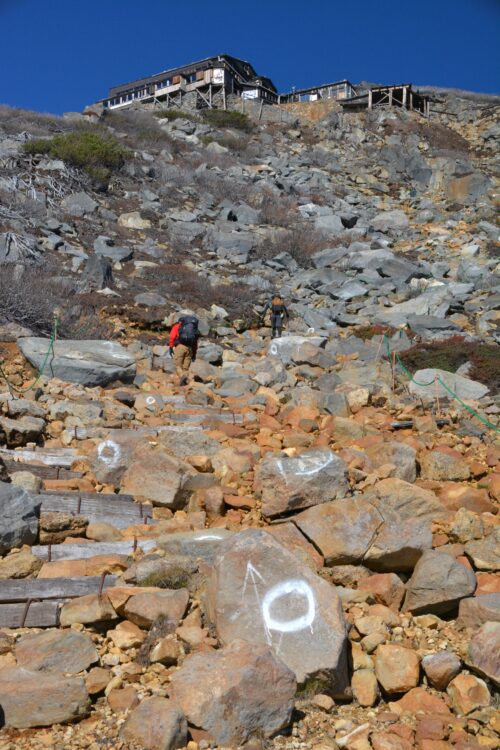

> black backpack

[{"left": 178, "top": 315, "right": 199, "bottom": 346}]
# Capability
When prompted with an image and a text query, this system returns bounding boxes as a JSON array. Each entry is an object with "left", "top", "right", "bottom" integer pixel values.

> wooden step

[
  {"left": 0, "top": 576, "right": 118, "bottom": 628},
  {"left": 33, "top": 538, "right": 158, "bottom": 562},
  {"left": 38, "top": 492, "right": 154, "bottom": 527},
  {"left": 0, "top": 576, "right": 118, "bottom": 604}
]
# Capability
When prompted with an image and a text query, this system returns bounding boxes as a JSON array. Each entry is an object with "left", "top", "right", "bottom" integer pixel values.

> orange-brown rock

[
  {"left": 107, "top": 686, "right": 139, "bottom": 714},
  {"left": 374, "top": 644, "right": 420, "bottom": 694},
  {"left": 358, "top": 573, "right": 405, "bottom": 610}
]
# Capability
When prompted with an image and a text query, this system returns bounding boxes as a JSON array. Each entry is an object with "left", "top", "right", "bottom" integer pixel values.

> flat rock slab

[
  {"left": 458, "top": 593, "right": 500, "bottom": 629},
  {"left": 18, "top": 338, "right": 136, "bottom": 387},
  {"left": 206, "top": 529, "right": 349, "bottom": 695},
  {"left": 170, "top": 639, "right": 296, "bottom": 746},
  {"left": 408, "top": 369, "right": 489, "bottom": 401},
  {"left": 15, "top": 629, "right": 98, "bottom": 673},
  {"left": 255, "top": 448, "right": 349, "bottom": 518},
  {"left": 0, "top": 667, "right": 90, "bottom": 727}
]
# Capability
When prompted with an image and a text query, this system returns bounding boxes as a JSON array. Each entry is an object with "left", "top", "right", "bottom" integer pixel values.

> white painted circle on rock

[
  {"left": 262, "top": 579, "right": 316, "bottom": 633},
  {"left": 97, "top": 439, "right": 121, "bottom": 468}
]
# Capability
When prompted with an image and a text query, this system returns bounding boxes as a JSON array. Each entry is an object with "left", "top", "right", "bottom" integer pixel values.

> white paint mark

[
  {"left": 307, "top": 327, "right": 315, "bottom": 334},
  {"left": 262, "top": 579, "right": 316, "bottom": 634},
  {"left": 97, "top": 439, "right": 121, "bottom": 468},
  {"left": 146, "top": 396, "right": 156, "bottom": 406},
  {"left": 276, "top": 451, "right": 333, "bottom": 481},
  {"left": 242, "top": 561, "right": 266, "bottom": 596},
  {"left": 195, "top": 534, "right": 225, "bottom": 541},
  {"left": 270, "top": 343, "right": 278, "bottom": 356}
]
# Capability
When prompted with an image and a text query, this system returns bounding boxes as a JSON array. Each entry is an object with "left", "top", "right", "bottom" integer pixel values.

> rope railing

[
  {"left": 383, "top": 335, "right": 500, "bottom": 434},
  {"left": 0, "top": 316, "right": 59, "bottom": 395}
]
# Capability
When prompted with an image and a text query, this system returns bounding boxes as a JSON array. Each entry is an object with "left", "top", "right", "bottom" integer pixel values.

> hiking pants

[
  {"left": 173, "top": 343, "right": 192, "bottom": 376},
  {"left": 271, "top": 314, "right": 283, "bottom": 338}
]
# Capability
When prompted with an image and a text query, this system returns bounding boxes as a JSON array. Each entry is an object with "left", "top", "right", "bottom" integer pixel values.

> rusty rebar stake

[
  {"left": 98, "top": 571, "right": 108, "bottom": 597},
  {"left": 20, "top": 598, "right": 33, "bottom": 628}
]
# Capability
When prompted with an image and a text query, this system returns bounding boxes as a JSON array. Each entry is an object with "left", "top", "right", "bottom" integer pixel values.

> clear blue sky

[{"left": 1, "top": 0, "right": 499, "bottom": 114}]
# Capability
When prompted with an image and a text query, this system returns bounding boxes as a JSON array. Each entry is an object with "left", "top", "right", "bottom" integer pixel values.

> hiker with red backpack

[{"left": 169, "top": 315, "right": 199, "bottom": 385}]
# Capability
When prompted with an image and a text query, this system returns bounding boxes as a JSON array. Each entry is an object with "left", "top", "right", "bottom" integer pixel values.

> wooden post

[
  {"left": 409, "top": 92, "right": 413, "bottom": 111},
  {"left": 402, "top": 86, "right": 408, "bottom": 108},
  {"left": 368, "top": 89, "right": 373, "bottom": 110},
  {"left": 222, "top": 86, "right": 226, "bottom": 110}
]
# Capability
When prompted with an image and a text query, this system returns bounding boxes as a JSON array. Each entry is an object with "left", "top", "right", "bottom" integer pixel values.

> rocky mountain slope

[{"left": 0, "top": 89, "right": 498, "bottom": 750}]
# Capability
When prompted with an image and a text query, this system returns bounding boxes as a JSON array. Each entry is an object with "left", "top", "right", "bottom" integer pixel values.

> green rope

[
  {"left": 383, "top": 335, "right": 500, "bottom": 434},
  {"left": 0, "top": 317, "right": 59, "bottom": 395}
]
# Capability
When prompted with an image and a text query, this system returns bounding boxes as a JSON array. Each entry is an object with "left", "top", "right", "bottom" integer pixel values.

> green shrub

[
  {"left": 140, "top": 567, "right": 190, "bottom": 590},
  {"left": 201, "top": 109, "right": 254, "bottom": 132},
  {"left": 154, "top": 109, "right": 198, "bottom": 121},
  {"left": 400, "top": 336, "right": 500, "bottom": 394},
  {"left": 23, "top": 130, "right": 126, "bottom": 185}
]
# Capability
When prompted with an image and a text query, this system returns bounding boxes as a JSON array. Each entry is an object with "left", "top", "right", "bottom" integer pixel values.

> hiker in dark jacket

[
  {"left": 261, "top": 293, "right": 289, "bottom": 338},
  {"left": 169, "top": 315, "right": 199, "bottom": 384}
]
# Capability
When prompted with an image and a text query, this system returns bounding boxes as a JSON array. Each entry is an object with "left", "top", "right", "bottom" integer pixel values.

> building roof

[{"left": 108, "top": 54, "right": 269, "bottom": 97}]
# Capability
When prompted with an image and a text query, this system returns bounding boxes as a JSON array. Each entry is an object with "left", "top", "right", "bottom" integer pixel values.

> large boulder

[
  {"left": 254, "top": 448, "right": 349, "bottom": 517},
  {"left": 92, "top": 430, "right": 146, "bottom": 485},
  {"left": 403, "top": 550, "right": 476, "bottom": 615},
  {"left": 408, "top": 369, "right": 489, "bottom": 401},
  {"left": 206, "top": 529, "right": 349, "bottom": 695},
  {"left": 0, "top": 667, "right": 90, "bottom": 727},
  {"left": 294, "top": 497, "right": 432, "bottom": 571},
  {"left": 0, "top": 482, "right": 40, "bottom": 554},
  {"left": 18, "top": 339, "right": 136, "bottom": 387},
  {"left": 120, "top": 443, "right": 199, "bottom": 509},
  {"left": 169, "top": 639, "right": 296, "bottom": 746},
  {"left": 371, "top": 209, "right": 409, "bottom": 233},
  {"left": 267, "top": 335, "right": 327, "bottom": 365},
  {"left": 362, "top": 478, "right": 447, "bottom": 523}
]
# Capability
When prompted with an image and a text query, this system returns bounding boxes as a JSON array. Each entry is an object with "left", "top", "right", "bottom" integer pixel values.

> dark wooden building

[{"left": 102, "top": 54, "right": 278, "bottom": 110}]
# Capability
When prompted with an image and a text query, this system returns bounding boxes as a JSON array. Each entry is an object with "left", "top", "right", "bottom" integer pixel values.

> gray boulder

[
  {"left": 409, "top": 369, "right": 489, "bottom": 401},
  {"left": 0, "top": 668, "right": 90, "bottom": 728},
  {"left": 61, "top": 192, "right": 98, "bottom": 217},
  {"left": 206, "top": 529, "right": 349, "bottom": 694},
  {"left": 255, "top": 448, "right": 349, "bottom": 517},
  {"left": 18, "top": 338, "right": 136, "bottom": 386},
  {"left": 79, "top": 255, "right": 113, "bottom": 291},
  {"left": 170, "top": 639, "right": 295, "bottom": 745},
  {"left": 403, "top": 549, "right": 476, "bottom": 615},
  {"left": 371, "top": 209, "right": 409, "bottom": 233},
  {"left": 0, "top": 481, "right": 40, "bottom": 554}
]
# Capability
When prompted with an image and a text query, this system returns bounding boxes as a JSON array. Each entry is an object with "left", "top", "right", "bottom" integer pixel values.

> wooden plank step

[
  {"left": 2, "top": 459, "right": 82, "bottom": 481},
  {"left": 0, "top": 448, "right": 78, "bottom": 469},
  {"left": 0, "top": 601, "right": 61, "bottom": 628},
  {"left": 33, "top": 539, "right": 158, "bottom": 562},
  {"left": 38, "top": 493, "right": 153, "bottom": 522},
  {"left": 0, "top": 576, "right": 118, "bottom": 604}
]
